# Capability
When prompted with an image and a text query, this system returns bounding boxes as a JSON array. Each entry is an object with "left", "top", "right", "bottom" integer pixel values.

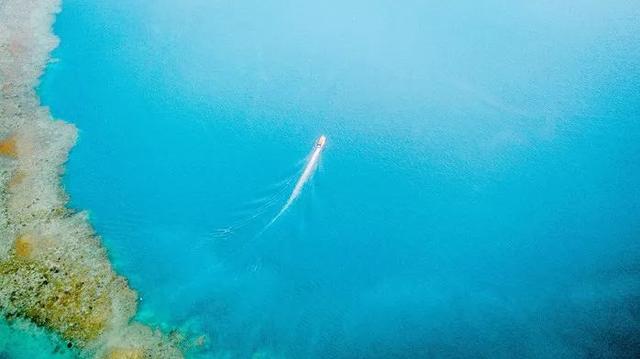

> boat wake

[
  {"left": 262, "top": 135, "right": 326, "bottom": 231},
  {"left": 213, "top": 135, "right": 327, "bottom": 239}
]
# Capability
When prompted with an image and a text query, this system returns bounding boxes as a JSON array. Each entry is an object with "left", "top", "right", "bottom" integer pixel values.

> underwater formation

[{"left": 0, "top": 0, "right": 184, "bottom": 357}]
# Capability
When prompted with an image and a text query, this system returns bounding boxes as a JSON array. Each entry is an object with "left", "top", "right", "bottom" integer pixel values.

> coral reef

[{"left": 0, "top": 0, "right": 183, "bottom": 357}]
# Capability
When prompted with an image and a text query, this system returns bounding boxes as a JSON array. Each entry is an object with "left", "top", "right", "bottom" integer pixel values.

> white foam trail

[
  {"left": 212, "top": 160, "right": 304, "bottom": 239},
  {"left": 264, "top": 135, "right": 327, "bottom": 229}
]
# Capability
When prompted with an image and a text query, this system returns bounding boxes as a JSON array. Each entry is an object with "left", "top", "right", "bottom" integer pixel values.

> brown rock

[
  {"left": 0, "top": 135, "right": 17, "bottom": 157},
  {"left": 14, "top": 234, "right": 33, "bottom": 258}
]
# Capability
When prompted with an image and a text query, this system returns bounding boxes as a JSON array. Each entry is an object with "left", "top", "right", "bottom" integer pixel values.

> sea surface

[{"left": 33, "top": 0, "right": 640, "bottom": 357}]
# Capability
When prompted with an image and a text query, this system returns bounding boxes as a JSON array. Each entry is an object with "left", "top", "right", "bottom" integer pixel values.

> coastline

[{"left": 0, "top": 1, "right": 184, "bottom": 357}]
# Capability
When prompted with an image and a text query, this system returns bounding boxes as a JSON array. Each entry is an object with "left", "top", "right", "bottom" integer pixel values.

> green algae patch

[
  {"left": 0, "top": 254, "right": 112, "bottom": 346},
  {"left": 104, "top": 348, "right": 145, "bottom": 359}
]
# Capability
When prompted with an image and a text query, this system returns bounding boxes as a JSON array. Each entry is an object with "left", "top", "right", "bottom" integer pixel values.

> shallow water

[
  {"left": 39, "top": 0, "right": 640, "bottom": 357},
  {"left": 0, "top": 318, "right": 75, "bottom": 358}
]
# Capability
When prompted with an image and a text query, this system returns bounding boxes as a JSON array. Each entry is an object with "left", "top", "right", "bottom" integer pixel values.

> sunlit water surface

[{"left": 35, "top": 0, "right": 640, "bottom": 357}]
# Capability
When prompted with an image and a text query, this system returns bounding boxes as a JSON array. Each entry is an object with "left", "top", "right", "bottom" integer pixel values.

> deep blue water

[{"left": 38, "top": 0, "right": 640, "bottom": 357}]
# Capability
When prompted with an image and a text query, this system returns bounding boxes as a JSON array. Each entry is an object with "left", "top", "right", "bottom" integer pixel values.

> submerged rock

[
  {"left": 13, "top": 234, "right": 32, "bottom": 257},
  {"left": 0, "top": 136, "right": 17, "bottom": 157},
  {"left": 105, "top": 348, "right": 145, "bottom": 359}
]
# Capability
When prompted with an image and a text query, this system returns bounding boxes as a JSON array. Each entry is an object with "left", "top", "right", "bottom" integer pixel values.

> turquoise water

[
  {"left": 0, "top": 319, "right": 76, "bottom": 358},
  {"left": 38, "top": 0, "right": 640, "bottom": 357}
]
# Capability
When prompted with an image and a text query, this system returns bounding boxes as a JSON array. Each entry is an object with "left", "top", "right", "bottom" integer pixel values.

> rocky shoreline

[{"left": 0, "top": 1, "right": 184, "bottom": 357}]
